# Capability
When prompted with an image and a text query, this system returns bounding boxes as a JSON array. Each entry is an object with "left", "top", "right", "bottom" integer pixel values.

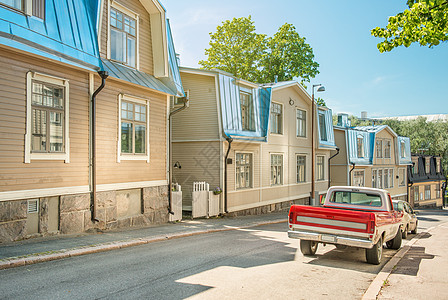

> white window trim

[
  {"left": 316, "top": 155, "right": 325, "bottom": 181},
  {"left": 296, "top": 154, "right": 307, "bottom": 183},
  {"left": 399, "top": 167, "right": 406, "bottom": 187},
  {"left": 235, "top": 151, "right": 254, "bottom": 190},
  {"left": 270, "top": 153, "right": 284, "bottom": 186},
  {"left": 357, "top": 135, "right": 364, "bottom": 158},
  {"left": 107, "top": 0, "right": 140, "bottom": 69},
  {"left": 117, "top": 94, "right": 150, "bottom": 163},
  {"left": 389, "top": 168, "right": 394, "bottom": 188},
  {"left": 270, "top": 101, "right": 283, "bottom": 136},
  {"left": 296, "top": 108, "right": 307, "bottom": 138},
  {"left": 352, "top": 169, "right": 365, "bottom": 187},
  {"left": 25, "top": 71, "right": 70, "bottom": 164}
]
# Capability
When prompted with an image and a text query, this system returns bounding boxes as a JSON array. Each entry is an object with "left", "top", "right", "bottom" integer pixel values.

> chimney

[
  {"left": 361, "top": 111, "right": 368, "bottom": 119},
  {"left": 337, "top": 113, "right": 351, "bottom": 127}
]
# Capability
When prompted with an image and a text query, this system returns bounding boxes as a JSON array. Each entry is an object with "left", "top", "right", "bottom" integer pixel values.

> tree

[
  {"left": 259, "top": 23, "right": 319, "bottom": 84},
  {"left": 198, "top": 16, "right": 266, "bottom": 82},
  {"left": 372, "top": 0, "right": 448, "bottom": 52},
  {"left": 199, "top": 17, "right": 319, "bottom": 84},
  {"left": 316, "top": 97, "right": 327, "bottom": 107}
]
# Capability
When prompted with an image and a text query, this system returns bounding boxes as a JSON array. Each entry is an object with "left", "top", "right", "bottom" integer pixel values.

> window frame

[
  {"left": 270, "top": 101, "right": 283, "bottom": 135},
  {"left": 400, "top": 141, "right": 406, "bottom": 158},
  {"left": 25, "top": 71, "right": 70, "bottom": 163},
  {"left": 235, "top": 152, "right": 253, "bottom": 190},
  {"left": 425, "top": 185, "right": 431, "bottom": 200},
  {"left": 316, "top": 155, "right": 325, "bottom": 181},
  {"left": 357, "top": 136, "right": 364, "bottom": 158},
  {"left": 376, "top": 139, "right": 383, "bottom": 158},
  {"left": 296, "top": 108, "right": 306, "bottom": 138},
  {"left": 0, "top": 0, "right": 44, "bottom": 19},
  {"left": 318, "top": 112, "right": 327, "bottom": 141},
  {"left": 240, "top": 89, "right": 255, "bottom": 131},
  {"left": 296, "top": 154, "right": 306, "bottom": 183},
  {"left": 117, "top": 94, "right": 150, "bottom": 163},
  {"left": 353, "top": 170, "right": 365, "bottom": 187},
  {"left": 372, "top": 169, "right": 377, "bottom": 188},
  {"left": 384, "top": 139, "right": 391, "bottom": 158},
  {"left": 107, "top": 1, "right": 139, "bottom": 69},
  {"left": 270, "top": 153, "right": 284, "bottom": 186},
  {"left": 399, "top": 168, "right": 406, "bottom": 187}
]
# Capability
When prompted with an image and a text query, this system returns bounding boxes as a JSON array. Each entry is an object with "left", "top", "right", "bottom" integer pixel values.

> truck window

[{"left": 330, "top": 191, "right": 382, "bottom": 207}]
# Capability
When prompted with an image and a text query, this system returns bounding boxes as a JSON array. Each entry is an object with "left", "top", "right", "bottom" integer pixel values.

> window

[
  {"left": 270, "top": 102, "right": 282, "bottom": 134},
  {"left": 384, "top": 140, "right": 391, "bottom": 158},
  {"left": 0, "top": 0, "right": 44, "bottom": 18},
  {"left": 236, "top": 153, "right": 252, "bottom": 189},
  {"left": 389, "top": 168, "right": 394, "bottom": 188},
  {"left": 372, "top": 170, "right": 377, "bottom": 188},
  {"left": 414, "top": 186, "right": 419, "bottom": 202},
  {"left": 318, "top": 113, "right": 327, "bottom": 141},
  {"left": 401, "top": 141, "right": 406, "bottom": 158},
  {"left": 436, "top": 184, "right": 441, "bottom": 198},
  {"left": 378, "top": 169, "right": 383, "bottom": 188},
  {"left": 240, "top": 91, "right": 255, "bottom": 131},
  {"left": 296, "top": 109, "right": 306, "bottom": 137},
  {"left": 271, "top": 154, "right": 283, "bottom": 185},
  {"left": 425, "top": 158, "right": 430, "bottom": 174},
  {"left": 110, "top": 6, "right": 137, "bottom": 68},
  {"left": 399, "top": 168, "right": 406, "bottom": 186},
  {"left": 353, "top": 170, "right": 364, "bottom": 187},
  {"left": 376, "top": 140, "right": 383, "bottom": 158},
  {"left": 384, "top": 169, "right": 389, "bottom": 188},
  {"left": 118, "top": 94, "right": 149, "bottom": 162},
  {"left": 25, "top": 72, "right": 69, "bottom": 163},
  {"left": 330, "top": 191, "right": 382, "bottom": 207},
  {"left": 316, "top": 155, "right": 325, "bottom": 181},
  {"left": 357, "top": 136, "right": 364, "bottom": 158},
  {"left": 425, "top": 185, "right": 431, "bottom": 200},
  {"left": 296, "top": 155, "right": 306, "bottom": 183}
]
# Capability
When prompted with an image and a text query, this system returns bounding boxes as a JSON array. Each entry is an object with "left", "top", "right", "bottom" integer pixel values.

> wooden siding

[
  {"left": 173, "top": 72, "right": 219, "bottom": 141},
  {"left": 94, "top": 77, "right": 167, "bottom": 184},
  {"left": 171, "top": 141, "right": 221, "bottom": 206},
  {"left": 99, "top": 0, "right": 154, "bottom": 75},
  {"left": 0, "top": 48, "right": 90, "bottom": 192}
]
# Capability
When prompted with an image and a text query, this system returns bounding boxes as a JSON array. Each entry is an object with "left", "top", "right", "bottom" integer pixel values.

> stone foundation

[
  {"left": 0, "top": 185, "right": 170, "bottom": 243},
  {"left": 226, "top": 197, "right": 309, "bottom": 217}
]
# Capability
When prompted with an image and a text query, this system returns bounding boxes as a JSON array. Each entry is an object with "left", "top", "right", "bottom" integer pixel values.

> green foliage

[
  {"left": 372, "top": 0, "right": 448, "bottom": 52},
  {"left": 199, "top": 17, "right": 319, "bottom": 84},
  {"left": 199, "top": 16, "right": 266, "bottom": 82},
  {"left": 316, "top": 97, "right": 327, "bottom": 107}
]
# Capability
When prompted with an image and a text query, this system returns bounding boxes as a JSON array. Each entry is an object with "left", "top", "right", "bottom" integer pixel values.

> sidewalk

[{"left": 0, "top": 212, "right": 287, "bottom": 270}]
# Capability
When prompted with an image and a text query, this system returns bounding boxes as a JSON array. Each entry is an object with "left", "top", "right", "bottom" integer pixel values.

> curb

[
  {"left": 0, "top": 218, "right": 286, "bottom": 271},
  {"left": 362, "top": 224, "right": 443, "bottom": 300}
]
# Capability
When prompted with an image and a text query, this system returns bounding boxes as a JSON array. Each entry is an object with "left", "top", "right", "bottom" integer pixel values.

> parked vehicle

[
  {"left": 392, "top": 200, "right": 418, "bottom": 239},
  {"left": 288, "top": 186, "right": 403, "bottom": 264}
]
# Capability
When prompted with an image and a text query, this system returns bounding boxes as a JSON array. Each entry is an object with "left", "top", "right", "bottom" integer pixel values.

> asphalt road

[{"left": 1, "top": 210, "right": 447, "bottom": 300}]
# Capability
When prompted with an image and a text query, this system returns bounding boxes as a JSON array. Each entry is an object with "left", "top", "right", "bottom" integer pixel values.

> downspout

[
  {"left": 349, "top": 163, "right": 355, "bottom": 186},
  {"left": 91, "top": 71, "right": 109, "bottom": 222},
  {"left": 328, "top": 147, "right": 340, "bottom": 188},
  {"left": 223, "top": 133, "right": 233, "bottom": 214},
  {"left": 168, "top": 99, "right": 189, "bottom": 214}
]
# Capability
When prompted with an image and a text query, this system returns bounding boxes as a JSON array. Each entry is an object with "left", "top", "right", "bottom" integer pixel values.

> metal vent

[{"left": 27, "top": 199, "right": 39, "bottom": 213}]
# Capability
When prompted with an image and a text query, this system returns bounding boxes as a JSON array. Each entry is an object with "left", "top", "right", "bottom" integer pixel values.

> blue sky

[{"left": 163, "top": 0, "right": 448, "bottom": 118}]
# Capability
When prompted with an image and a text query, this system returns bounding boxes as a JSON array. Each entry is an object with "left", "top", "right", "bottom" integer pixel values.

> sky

[{"left": 162, "top": 0, "right": 448, "bottom": 118}]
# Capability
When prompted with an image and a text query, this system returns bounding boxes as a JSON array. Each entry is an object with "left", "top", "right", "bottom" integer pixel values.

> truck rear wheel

[
  {"left": 386, "top": 228, "right": 402, "bottom": 250},
  {"left": 366, "top": 237, "right": 382, "bottom": 265},
  {"left": 300, "top": 240, "right": 318, "bottom": 256}
]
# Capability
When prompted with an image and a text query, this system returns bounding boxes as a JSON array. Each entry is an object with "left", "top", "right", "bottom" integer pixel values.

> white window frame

[
  {"left": 357, "top": 135, "right": 364, "bottom": 158},
  {"left": 400, "top": 141, "right": 406, "bottom": 158},
  {"left": 107, "top": 0, "right": 140, "bottom": 69},
  {"left": 240, "top": 87, "right": 255, "bottom": 132},
  {"left": 384, "top": 139, "right": 391, "bottom": 158},
  {"left": 235, "top": 152, "right": 253, "bottom": 189},
  {"left": 316, "top": 155, "right": 325, "bottom": 181},
  {"left": 384, "top": 169, "right": 390, "bottom": 188},
  {"left": 318, "top": 112, "right": 327, "bottom": 141},
  {"left": 270, "top": 153, "right": 284, "bottom": 186},
  {"left": 117, "top": 94, "right": 150, "bottom": 163},
  {"left": 372, "top": 169, "right": 377, "bottom": 188},
  {"left": 25, "top": 71, "right": 70, "bottom": 163},
  {"left": 376, "top": 139, "right": 383, "bottom": 158},
  {"left": 270, "top": 101, "right": 283, "bottom": 135},
  {"left": 296, "top": 154, "right": 306, "bottom": 183},
  {"left": 353, "top": 170, "right": 364, "bottom": 187},
  {"left": 399, "top": 168, "right": 406, "bottom": 187},
  {"left": 425, "top": 185, "right": 431, "bottom": 200},
  {"left": 296, "top": 108, "right": 306, "bottom": 138},
  {"left": 389, "top": 168, "right": 394, "bottom": 188}
]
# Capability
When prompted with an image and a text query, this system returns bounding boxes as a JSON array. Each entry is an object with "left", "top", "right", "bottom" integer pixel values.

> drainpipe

[
  {"left": 91, "top": 71, "right": 109, "bottom": 222},
  {"left": 223, "top": 133, "right": 233, "bottom": 213},
  {"left": 349, "top": 163, "right": 356, "bottom": 186},
  {"left": 168, "top": 98, "right": 189, "bottom": 214},
  {"left": 328, "top": 147, "right": 340, "bottom": 188}
]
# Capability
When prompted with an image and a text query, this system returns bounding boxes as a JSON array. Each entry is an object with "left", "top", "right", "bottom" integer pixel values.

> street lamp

[{"left": 311, "top": 84, "right": 325, "bottom": 206}]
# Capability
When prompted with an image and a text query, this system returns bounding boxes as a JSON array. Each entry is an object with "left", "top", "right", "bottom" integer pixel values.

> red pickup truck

[{"left": 288, "top": 186, "right": 403, "bottom": 264}]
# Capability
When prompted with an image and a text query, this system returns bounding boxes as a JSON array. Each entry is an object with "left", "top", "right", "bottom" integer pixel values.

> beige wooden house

[
  {"left": 172, "top": 68, "right": 337, "bottom": 215},
  {"left": 330, "top": 114, "right": 412, "bottom": 200},
  {"left": 0, "top": 0, "right": 183, "bottom": 242}
]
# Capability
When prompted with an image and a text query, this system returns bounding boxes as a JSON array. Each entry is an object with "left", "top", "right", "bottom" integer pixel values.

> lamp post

[{"left": 311, "top": 84, "right": 325, "bottom": 206}]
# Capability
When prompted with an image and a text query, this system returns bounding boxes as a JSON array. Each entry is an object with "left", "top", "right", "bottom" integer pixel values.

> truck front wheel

[
  {"left": 366, "top": 237, "right": 382, "bottom": 265},
  {"left": 300, "top": 240, "right": 318, "bottom": 256}
]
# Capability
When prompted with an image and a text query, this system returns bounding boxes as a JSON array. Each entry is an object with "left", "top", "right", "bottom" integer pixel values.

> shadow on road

[{"left": 391, "top": 246, "right": 435, "bottom": 276}]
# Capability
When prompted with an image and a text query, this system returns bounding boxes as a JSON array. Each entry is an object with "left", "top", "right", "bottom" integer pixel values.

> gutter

[
  {"left": 91, "top": 71, "right": 109, "bottom": 222},
  {"left": 328, "top": 147, "right": 340, "bottom": 188},
  {"left": 168, "top": 98, "right": 189, "bottom": 214}
]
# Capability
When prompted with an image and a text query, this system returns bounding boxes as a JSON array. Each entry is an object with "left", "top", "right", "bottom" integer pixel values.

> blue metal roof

[
  {"left": 347, "top": 129, "right": 374, "bottom": 165},
  {"left": 0, "top": 0, "right": 101, "bottom": 70},
  {"left": 218, "top": 74, "right": 272, "bottom": 141}
]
